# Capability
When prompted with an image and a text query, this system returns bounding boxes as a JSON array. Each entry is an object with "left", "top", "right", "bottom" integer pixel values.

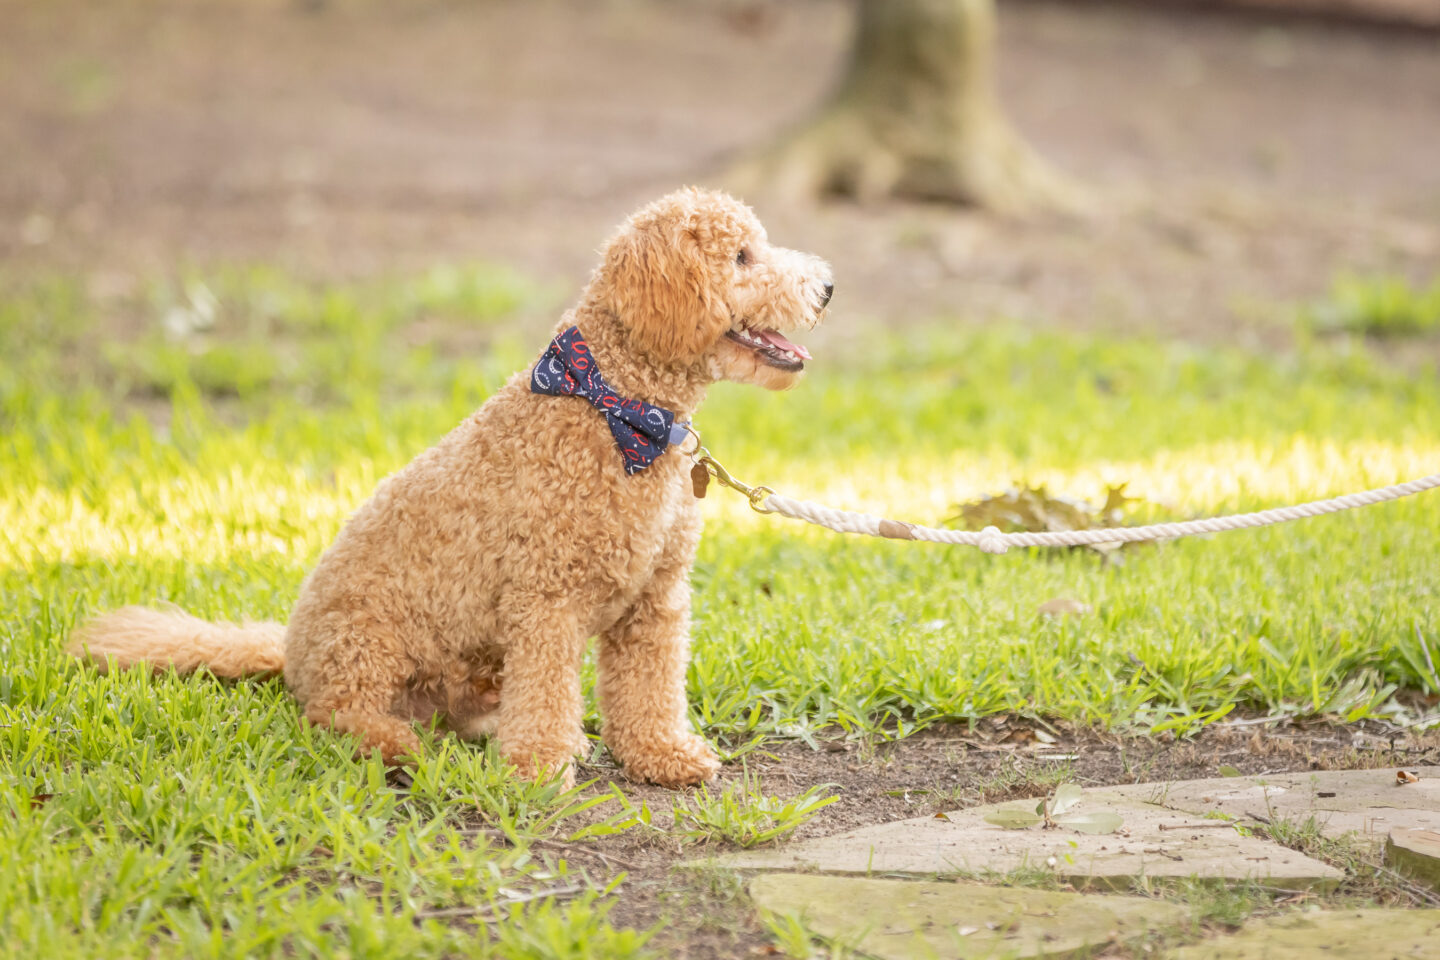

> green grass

[
  {"left": 1301, "top": 272, "right": 1440, "bottom": 338},
  {"left": 2, "top": 265, "right": 1439, "bottom": 957},
  {"left": 761, "top": 910, "right": 858, "bottom": 960},
  {"left": 670, "top": 769, "right": 838, "bottom": 848}
]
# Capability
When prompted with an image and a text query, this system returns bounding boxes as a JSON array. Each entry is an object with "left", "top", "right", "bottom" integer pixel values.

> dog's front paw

[{"left": 619, "top": 734, "right": 721, "bottom": 787}]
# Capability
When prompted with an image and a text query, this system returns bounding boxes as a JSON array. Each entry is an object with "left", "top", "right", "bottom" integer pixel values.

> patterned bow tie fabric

[{"left": 530, "top": 326, "right": 684, "bottom": 474}]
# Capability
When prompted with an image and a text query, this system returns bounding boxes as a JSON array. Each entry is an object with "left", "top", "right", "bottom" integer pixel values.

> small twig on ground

[
  {"left": 449, "top": 827, "right": 642, "bottom": 871},
  {"left": 413, "top": 883, "right": 588, "bottom": 923},
  {"left": 531, "top": 838, "right": 642, "bottom": 872},
  {"left": 1158, "top": 822, "right": 1237, "bottom": 831},
  {"left": 1217, "top": 716, "right": 1288, "bottom": 729},
  {"left": 1376, "top": 865, "right": 1440, "bottom": 908}
]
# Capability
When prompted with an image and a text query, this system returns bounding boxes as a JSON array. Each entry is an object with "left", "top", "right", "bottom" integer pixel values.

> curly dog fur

[{"left": 72, "top": 188, "right": 833, "bottom": 788}]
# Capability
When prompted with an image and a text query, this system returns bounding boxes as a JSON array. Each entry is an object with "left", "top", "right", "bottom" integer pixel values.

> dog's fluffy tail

[{"left": 70, "top": 605, "right": 285, "bottom": 678}]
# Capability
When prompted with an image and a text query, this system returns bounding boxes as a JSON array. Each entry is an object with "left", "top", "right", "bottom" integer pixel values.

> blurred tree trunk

[{"left": 732, "top": 0, "right": 1077, "bottom": 211}]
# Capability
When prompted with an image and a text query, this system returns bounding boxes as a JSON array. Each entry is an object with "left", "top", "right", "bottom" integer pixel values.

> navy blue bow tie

[{"left": 530, "top": 326, "right": 689, "bottom": 475}]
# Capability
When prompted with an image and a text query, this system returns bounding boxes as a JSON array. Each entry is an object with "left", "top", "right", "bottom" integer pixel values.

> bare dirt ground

[{"left": 4, "top": 0, "right": 1440, "bottom": 347}]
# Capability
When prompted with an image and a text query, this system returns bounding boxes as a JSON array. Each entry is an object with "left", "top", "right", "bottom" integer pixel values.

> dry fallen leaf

[
  {"left": 1049, "top": 783, "right": 1084, "bottom": 817},
  {"left": 950, "top": 482, "right": 1160, "bottom": 555},
  {"left": 1058, "top": 810, "right": 1125, "bottom": 835},
  {"left": 984, "top": 808, "right": 1044, "bottom": 830},
  {"left": 1397, "top": 770, "right": 1421, "bottom": 785}
]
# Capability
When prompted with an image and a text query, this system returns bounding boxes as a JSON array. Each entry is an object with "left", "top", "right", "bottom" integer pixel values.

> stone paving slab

[
  {"left": 1387, "top": 828, "right": 1440, "bottom": 894},
  {"left": 749, "top": 873, "right": 1189, "bottom": 960},
  {"left": 1105, "top": 767, "right": 1440, "bottom": 845},
  {"left": 715, "top": 793, "right": 1341, "bottom": 890},
  {"left": 1168, "top": 908, "right": 1440, "bottom": 959}
]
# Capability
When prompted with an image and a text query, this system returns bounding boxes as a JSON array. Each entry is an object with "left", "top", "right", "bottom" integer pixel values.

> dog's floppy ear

[{"left": 603, "top": 221, "right": 730, "bottom": 365}]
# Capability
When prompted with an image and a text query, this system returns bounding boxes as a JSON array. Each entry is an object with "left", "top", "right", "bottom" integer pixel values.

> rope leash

[{"left": 684, "top": 431, "right": 1440, "bottom": 555}]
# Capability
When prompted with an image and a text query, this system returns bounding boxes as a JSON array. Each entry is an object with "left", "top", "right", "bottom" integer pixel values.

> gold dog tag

[{"left": 691, "top": 462, "right": 710, "bottom": 499}]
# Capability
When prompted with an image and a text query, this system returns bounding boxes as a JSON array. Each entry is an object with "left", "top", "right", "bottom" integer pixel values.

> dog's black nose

[{"left": 820, "top": 283, "right": 834, "bottom": 308}]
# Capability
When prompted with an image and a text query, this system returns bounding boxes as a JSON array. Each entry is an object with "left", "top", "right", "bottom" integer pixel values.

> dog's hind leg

[
  {"left": 304, "top": 695, "right": 421, "bottom": 764},
  {"left": 449, "top": 674, "right": 503, "bottom": 741},
  {"left": 289, "top": 617, "right": 422, "bottom": 764}
]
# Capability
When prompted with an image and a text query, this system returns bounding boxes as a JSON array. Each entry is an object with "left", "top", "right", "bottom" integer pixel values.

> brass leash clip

[{"left": 682, "top": 425, "right": 774, "bottom": 513}]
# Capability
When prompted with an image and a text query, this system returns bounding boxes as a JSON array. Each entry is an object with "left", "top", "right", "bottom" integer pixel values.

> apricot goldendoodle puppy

[{"left": 73, "top": 187, "right": 833, "bottom": 787}]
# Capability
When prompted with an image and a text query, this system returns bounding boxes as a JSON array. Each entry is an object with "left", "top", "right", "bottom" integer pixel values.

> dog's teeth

[{"left": 732, "top": 327, "right": 804, "bottom": 364}]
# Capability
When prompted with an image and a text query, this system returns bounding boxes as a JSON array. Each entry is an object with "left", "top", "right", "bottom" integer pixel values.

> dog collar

[{"left": 530, "top": 326, "right": 690, "bottom": 475}]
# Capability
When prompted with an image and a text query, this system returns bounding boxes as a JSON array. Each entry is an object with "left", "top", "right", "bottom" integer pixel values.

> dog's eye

[{"left": 735, "top": 248, "right": 749, "bottom": 266}]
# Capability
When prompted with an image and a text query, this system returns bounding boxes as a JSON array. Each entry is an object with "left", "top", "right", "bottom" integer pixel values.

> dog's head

[{"left": 596, "top": 187, "right": 832, "bottom": 390}]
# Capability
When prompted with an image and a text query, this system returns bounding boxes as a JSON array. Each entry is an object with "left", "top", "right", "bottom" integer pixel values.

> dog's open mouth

[{"left": 725, "top": 326, "right": 812, "bottom": 372}]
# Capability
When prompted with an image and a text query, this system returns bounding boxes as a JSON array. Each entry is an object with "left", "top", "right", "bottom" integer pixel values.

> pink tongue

[{"left": 756, "top": 328, "right": 812, "bottom": 361}]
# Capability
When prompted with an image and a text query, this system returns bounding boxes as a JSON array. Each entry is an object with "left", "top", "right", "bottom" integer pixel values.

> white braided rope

[{"left": 759, "top": 473, "right": 1440, "bottom": 554}]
